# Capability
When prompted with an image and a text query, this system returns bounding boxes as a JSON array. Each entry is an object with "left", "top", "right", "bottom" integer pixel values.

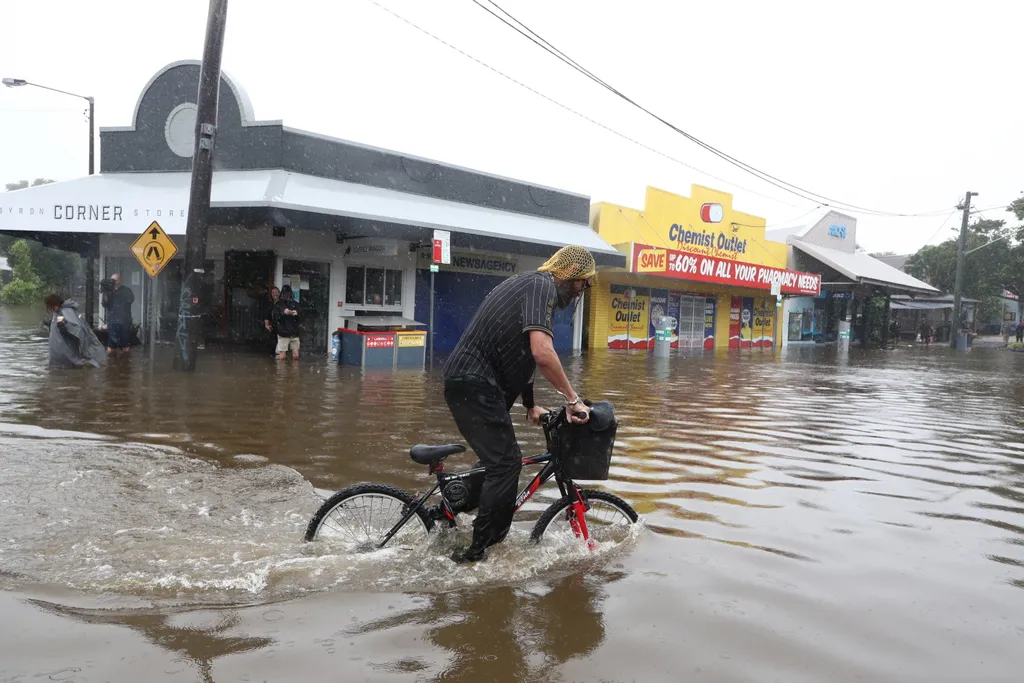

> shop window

[
  {"left": 385, "top": 270, "right": 402, "bottom": 306},
  {"left": 365, "top": 268, "right": 385, "bottom": 305},
  {"left": 346, "top": 265, "right": 403, "bottom": 307},
  {"left": 788, "top": 313, "right": 803, "bottom": 341},
  {"left": 346, "top": 267, "right": 365, "bottom": 305}
]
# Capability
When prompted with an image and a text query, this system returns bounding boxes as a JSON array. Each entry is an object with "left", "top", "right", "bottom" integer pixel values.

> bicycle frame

[{"left": 376, "top": 448, "right": 593, "bottom": 550}]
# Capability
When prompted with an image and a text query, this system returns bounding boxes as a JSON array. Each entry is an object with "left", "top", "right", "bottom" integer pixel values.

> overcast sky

[{"left": 3, "top": 0, "right": 1020, "bottom": 254}]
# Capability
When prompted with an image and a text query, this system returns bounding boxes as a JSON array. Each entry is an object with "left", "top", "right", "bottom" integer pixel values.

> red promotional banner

[{"left": 632, "top": 243, "right": 821, "bottom": 296}]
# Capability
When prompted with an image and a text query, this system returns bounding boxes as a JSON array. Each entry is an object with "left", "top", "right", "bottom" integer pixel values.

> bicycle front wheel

[
  {"left": 531, "top": 489, "right": 638, "bottom": 545},
  {"left": 305, "top": 483, "right": 433, "bottom": 548}
]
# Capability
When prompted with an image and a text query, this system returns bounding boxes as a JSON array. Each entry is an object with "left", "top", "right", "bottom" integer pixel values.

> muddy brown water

[{"left": 0, "top": 305, "right": 1021, "bottom": 682}]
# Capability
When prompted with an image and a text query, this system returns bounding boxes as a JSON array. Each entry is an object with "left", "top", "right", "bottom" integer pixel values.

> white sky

[{"left": 2, "top": 0, "right": 1021, "bottom": 254}]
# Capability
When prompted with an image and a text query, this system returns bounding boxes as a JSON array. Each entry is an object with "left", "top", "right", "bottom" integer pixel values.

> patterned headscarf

[{"left": 537, "top": 245, "right": 597, "bottom": 281}]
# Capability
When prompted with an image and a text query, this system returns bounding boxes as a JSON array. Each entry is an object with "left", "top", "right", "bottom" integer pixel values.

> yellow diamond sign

[{"left": 130, "top": 221, "right": 178, "bottom": 278}]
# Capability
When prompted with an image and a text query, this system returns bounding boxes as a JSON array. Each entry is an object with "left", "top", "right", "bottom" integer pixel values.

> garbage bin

[
  {"left": 956, "top": 331, "right": 970, "bottom": 351},
  {"left": 330, "top": 331, "right": 340, "bottom": 360},
  {"left": 653, "top": 316, "right": 676, "bottom": 358}
]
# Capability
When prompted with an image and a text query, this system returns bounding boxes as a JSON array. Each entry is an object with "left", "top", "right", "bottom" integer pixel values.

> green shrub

[{"left": 0, "top": 278, "right": 42, "bottom": 305}]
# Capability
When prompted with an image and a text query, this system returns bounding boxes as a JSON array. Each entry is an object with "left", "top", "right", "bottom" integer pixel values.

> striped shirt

[{"left": 443, "top": 271, "right": 558, "bottom": 402}]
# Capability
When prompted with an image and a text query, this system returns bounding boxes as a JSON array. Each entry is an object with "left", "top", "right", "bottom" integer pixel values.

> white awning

[
  {"left": 791, "top": 239, "right": 938, "bottom": 294},
  {"left": 0, "top": 170, "right": 622, "bottom": 262}
]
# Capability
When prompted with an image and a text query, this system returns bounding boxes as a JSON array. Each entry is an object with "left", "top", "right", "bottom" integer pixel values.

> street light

[
  {"left": 4, "top": 77, "right": 98, "bottom": 327},
  {"left": 3, "top": 78, "right": 95, "bottom": 175}
]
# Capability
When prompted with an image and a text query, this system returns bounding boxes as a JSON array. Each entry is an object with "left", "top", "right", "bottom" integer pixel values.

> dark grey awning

[{"left": 890, "top": 301, "right": 956, "bottom": 310}]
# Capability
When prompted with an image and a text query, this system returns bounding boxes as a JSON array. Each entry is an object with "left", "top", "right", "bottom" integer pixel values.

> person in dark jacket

[
  {"left": 275, "top": 285, "right": 300, "bottom": 360},
  {"left": 262, "top": 286, "right": 280, "bottom": 355},
  {"left": 919, "top": 319, "right": 931, "bottom": 345},
  {"left": 102, "top": 273, "right": 134, "bottom": 355},
  {"left": 45, "top": 293, "right": 105, "bottom": 368}
]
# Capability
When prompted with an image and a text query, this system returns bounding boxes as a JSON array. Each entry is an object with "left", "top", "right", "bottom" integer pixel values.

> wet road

[{"left": 1, "top": 305, "right": 1022, "bottom": 682}]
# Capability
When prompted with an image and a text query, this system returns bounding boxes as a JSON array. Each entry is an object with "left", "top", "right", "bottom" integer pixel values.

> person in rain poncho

[{"left": 45, "top": 293, "right": 106, "bottom": 368}]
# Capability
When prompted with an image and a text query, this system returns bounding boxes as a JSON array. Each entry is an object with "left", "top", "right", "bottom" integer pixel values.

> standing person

[
  {"left": 919, "top": 319, "right": 932, "bottom": 345},
  {"left": 102, "top": 273, "right": 134, "bottom": 355},
  {"left": 263, "top": 286, "right": 280, "bottom": 356},
  {"left": 275, "top": 285, "right": 300, "bottom": 360},
  {"left": 1016, "top": 320, "right": 1024, "bottom": 344},
  {"left": 44, "top": 293, "right": 105, "bottom": 368},
  {"left": 443, "top": 245, "right": 596, "bottom": 564}
]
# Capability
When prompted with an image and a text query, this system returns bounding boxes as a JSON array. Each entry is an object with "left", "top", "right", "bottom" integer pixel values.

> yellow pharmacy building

[{"left": 586, "top": 185, "right": 821, "bottom": 351}]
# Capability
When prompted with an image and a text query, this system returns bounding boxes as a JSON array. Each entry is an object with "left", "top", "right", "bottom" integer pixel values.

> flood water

[{"left": 1, "top": 304, "right": 1021, "bottom": 682}]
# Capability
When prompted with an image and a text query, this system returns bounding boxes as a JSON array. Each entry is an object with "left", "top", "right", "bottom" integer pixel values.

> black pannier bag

[
  {"left": 550, "top": 401, "right": 618, "bottom": 480},
  {"left": 440, "top": 464, "right": 486, "bottom": 513}
]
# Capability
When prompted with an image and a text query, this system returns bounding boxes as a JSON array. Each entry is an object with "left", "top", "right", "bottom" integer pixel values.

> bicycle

[{"left": 304, "top": 402, "right": 638, "bottom": 551}]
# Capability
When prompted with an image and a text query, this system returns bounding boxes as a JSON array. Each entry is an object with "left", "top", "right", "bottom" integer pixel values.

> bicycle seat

[{"left": 409, "top": 443, "right": 466, "bottom": 464}]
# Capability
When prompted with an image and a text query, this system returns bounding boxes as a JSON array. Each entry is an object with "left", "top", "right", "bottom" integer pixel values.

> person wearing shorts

[
  {"left": 102, "top": 273, "right": 134, "bottom": 355},
  {"left": 275, "top": 285, "right": 300, "bottom": 360}
]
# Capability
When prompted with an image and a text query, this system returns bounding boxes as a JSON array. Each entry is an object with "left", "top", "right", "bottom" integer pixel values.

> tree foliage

[
  {"left": 905, "top": 198, "right": 1024, "bottom": 299},
  {"left": 0, "top": 239, "right": 43, "bottom": 305},
  {"left": 1, "top": 179, "right": 81, "bottom": 296},
  {"left": 4, "top": 178, "right": 55, "bottom": 192}
]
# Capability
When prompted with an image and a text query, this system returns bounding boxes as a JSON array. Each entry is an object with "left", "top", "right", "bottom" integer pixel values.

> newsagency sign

[
  {"left": 417, "top": 249, "right": 518, "bottom": 277},
  {"left": 631, "top": 243, "right": 821, "bottom": 296}
]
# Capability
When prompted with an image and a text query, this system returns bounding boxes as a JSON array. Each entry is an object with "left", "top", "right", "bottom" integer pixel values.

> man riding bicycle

[{"left": 444, "top": 245, "right": 597, "bottom": 564}]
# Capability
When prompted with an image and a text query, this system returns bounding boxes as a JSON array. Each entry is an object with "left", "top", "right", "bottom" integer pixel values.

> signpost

[
  {"left": 130, "top": 221, "right": 178, "bottom": 278},
  {"left": 130, "top": 221, "right": 178, "bottom": 356},
  {"left": 429, "top": 229, "right": 451, "bottom": 367},
  {"left": 771, "top": 280, "right": 782, "bottom": 351}
]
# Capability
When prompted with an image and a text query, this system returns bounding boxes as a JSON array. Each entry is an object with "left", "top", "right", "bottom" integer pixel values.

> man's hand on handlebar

[
  {"left": 527, "top": 406, "right": 549, "bottom": 425},
  {"left": 568, "top": 402, "right": 591, "bottom": 424}
]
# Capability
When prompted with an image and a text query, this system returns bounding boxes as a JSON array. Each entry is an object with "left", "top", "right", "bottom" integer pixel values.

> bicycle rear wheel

[
  {"left": 305, "top": 483, "right": 433, "bottom": 548},
  {"left": 531, "top": 489, "right": 638, "bottom": 545}
]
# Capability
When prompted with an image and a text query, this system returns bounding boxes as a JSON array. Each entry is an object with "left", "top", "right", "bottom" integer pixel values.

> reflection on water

[{"left": 1, "top": 305, "right": 1023, "bottom": 682}]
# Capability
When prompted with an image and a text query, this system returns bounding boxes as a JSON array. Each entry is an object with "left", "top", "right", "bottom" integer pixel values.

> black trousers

[{"left": 444, "top": 377, "right": 521, "bottom": 551}]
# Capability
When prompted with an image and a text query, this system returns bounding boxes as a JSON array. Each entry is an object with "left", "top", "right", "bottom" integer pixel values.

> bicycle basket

[{"left": 551, "top": 401, "right": 618, "bottom": 480}]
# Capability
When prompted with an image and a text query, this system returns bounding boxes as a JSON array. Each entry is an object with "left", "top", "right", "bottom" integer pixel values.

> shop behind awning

[
  {"left": 0, "top": 170, "right": 625, "bottom": 266},
  {"left": 789, "top": 239, "right": 938, "bottom": 295}
]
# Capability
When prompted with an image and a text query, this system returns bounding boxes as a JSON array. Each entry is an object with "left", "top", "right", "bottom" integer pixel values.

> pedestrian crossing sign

[{"left": 130, "top": 221, "right": 178, "bottom": 277}]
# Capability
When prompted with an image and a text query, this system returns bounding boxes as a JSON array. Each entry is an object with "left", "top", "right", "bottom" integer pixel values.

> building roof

[
  {"left": 765, "top": 224, "right": 812, "bottom": 243},
  {"left": 97, "top": 61, "right": 590, "bottom": 227},
  {"left": 790, "top": 240, "right": 939, "bottom": 294},
  {"left": 871, "top": 253, "right": 911, "bottom": 271},
  {"left": 0, "top": 171, "right": 624, "bottom": 265}
]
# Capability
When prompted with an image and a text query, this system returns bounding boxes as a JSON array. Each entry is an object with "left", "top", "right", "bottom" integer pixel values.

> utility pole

[
  {"left": 174, "top": 0, "right": 229, "bottom": 371},
  {"left": 85, "top": 96, "right": 97, "bottom": 327},
  {"left": 950, "top": 190, "right": 978, "bottom": 348}
]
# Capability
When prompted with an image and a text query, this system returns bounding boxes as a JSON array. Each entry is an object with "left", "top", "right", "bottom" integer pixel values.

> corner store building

[
  {"left": 585, "top": 185, "right": 821, "bottom": 350},
  {"left": 0, "top": 61, "right": 623, "bottom": 355}
]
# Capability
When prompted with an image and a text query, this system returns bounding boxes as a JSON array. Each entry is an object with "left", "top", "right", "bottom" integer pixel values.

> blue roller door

[{"left": 415, "top": 270, "right": 573, "bottom": 353}]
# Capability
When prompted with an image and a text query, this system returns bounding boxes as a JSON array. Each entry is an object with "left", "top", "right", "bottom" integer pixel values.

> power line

[
  {"left": 363, "top": 0, "right": 811, "bottom": 211},
  {"left": 469, "top": 0, "right": 957, "bottom": 218},
  {"left": 923, "top": 209, "right": 958, "bottom": 245},
  {"left": 732, "top": 204, "right": 826, "bottom": 230}
]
